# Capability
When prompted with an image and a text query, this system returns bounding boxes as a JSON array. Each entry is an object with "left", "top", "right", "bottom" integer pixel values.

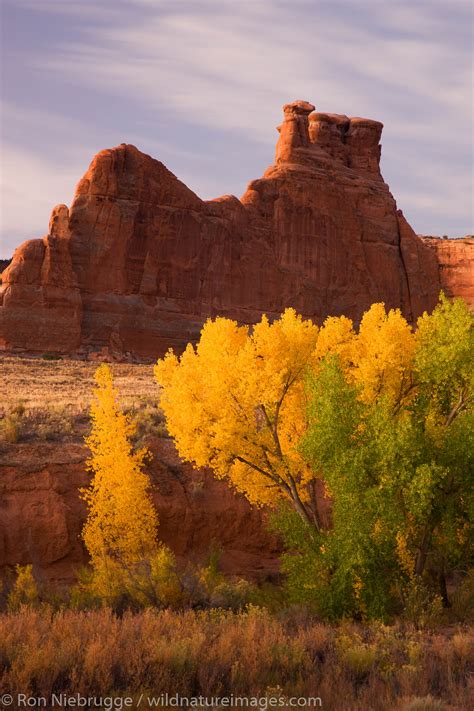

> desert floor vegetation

[{"left": 0, "top": 606, "right": 472, "bottom": 711}]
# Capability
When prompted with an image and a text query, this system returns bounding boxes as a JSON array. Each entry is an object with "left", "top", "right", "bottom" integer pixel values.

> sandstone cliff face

[
  {"left": 0, "top": 206, "right": 82, "bottom": 353},
  {"left": 0, "top": 437, "right": 281, "bottom": 584},
  {"left": 0, "top": 100, "right": 447, "bottom": 359},
  {"left": 421, "top": 236, "right": 474, "bottom": 306}
]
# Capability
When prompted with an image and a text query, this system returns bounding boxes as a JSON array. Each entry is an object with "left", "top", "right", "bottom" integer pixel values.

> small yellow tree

[
  {"left": 82, "top": 364, "right": 179, "bottom": 606},
  {"left": 7, "top": 565, "right": 39, "bottom": 610}
]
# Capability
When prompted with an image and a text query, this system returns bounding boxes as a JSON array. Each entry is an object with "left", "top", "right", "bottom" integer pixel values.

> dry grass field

[
  {"left": 1, "top": 355, "right": 156, "bottom": 411},
  {"left": 0, "top": 355, "right": 161, "bottom": 445},
  {"left": 1, "top": 606, "right": 472, "bottom": 711}
]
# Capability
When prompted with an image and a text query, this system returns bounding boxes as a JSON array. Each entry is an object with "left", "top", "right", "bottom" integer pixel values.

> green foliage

[
  {"left": 179, "top": 549, "right": 256, "bottom": 611},
  {"left": 272, "top": 502, "right": 394, "bottom": 620},
  {"left": 208, "top": 579, "right": 254, "bottom": 611},
  {"left": 415, "top": 293, "right": 473, "bottom": 402},
  {"left": 276, "top": 296, "right": 473, "bottom": 620}
]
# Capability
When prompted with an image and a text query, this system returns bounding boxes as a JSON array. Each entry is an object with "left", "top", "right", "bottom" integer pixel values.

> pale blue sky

[{"left": 1, "top": 0, "right": 472, "bottom": 258}]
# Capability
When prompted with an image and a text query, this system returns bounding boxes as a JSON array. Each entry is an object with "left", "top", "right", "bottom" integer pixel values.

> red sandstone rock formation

[
  {"left": 0, "top": 100, "right": 462, "bottom": 359},
  {"left": 421, "top": 236, "right": 474, "bottom": 306},
  {"left": 0, "top": 206, "right": 82, "bottom": 353},
  {"left": 0, "top": 437, "right": 281, "bottom": 584}
]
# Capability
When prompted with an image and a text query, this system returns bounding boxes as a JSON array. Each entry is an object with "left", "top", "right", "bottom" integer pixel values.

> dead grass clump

[{"left": 0, "top": 413, "right": 20, "bottom": 443}]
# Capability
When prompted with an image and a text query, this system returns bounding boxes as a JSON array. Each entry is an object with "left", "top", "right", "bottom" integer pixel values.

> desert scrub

[
  {"left": 1, "top": 357, "right": 160, "bottom": 444},
  {"left": 126, "top": 396, "right": 168, "bottom": 444},
  {"left": 34, "top": 405, "right": 76, "bottom": 440},
  {"left": 0, "top": 608, "right": 472, "bottom": 710},
  {"left": 0, "top": 400, "right": 80, "bottom": 443},
  {"left": 336, "top": 631, "right": 378, "bottom": 679},
  {"left": 0, "top": 413, "right": 20, "bottom": 443},
  {"left": 1, "top": 356, "right": 156, "bottom": 418},
  {"left": 0, "top": 400, "right": 26, "bottom": 443},
  {"left": 400, "top": 697, "right": 451, "bottom": 711},
  {"left": 401, "top": 578, "right": 444, "bottom": 630}
]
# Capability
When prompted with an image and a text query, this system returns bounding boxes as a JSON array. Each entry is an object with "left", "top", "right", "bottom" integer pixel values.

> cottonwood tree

[
  {"left": 155, "top": 304, "right": 421, "bottom": 537},
  {"left": 156, "top": 297, "right": 473, "bottom": 619},
  {"left": 300, "top": 295, "right": 473, "bottom": 617},
  {"left": 155, "top": 309, "right": 322, "bottom": 530},
  {"left": 82, "top": 364, "right": 179, "bottom": 607}
]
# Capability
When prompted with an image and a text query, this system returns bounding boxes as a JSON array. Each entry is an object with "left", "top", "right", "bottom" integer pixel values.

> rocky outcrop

[
  {"left": 0, "top": 100, "right": 458, "bottom": 359},
  {"left": 421, "top": 236, "right": 474, "bottom": 307},
  {"left": 0, "top": 205, "right": 82, "bottom": 353},
  {"left": 0, "top": 438, "right": 281, "bottom": 584}
]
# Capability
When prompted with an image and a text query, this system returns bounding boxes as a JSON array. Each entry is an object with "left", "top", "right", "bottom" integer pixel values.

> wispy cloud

[
  {"left": 0, "top": 143, "right": 83, "bottom": 252},
  {"left": 1, "top": 0, "right": 472, "bottom": 257},
  {"left": 34, "top": 2, "right": 471, "bottom": 138}
]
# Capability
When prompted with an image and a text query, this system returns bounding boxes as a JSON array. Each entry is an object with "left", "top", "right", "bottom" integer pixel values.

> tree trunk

[
  {"left": 289, "top": 481, "right": 320, "bottom": 534},
  {"left": 414, "top": 526, "right": 432, "bottom": 577},
  {"left": 438, "top": 569, "right": 450, "bottom": 608}
]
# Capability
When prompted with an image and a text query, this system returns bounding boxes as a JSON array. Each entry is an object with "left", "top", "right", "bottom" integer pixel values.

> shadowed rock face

[
  {"left": 0, "top": 438, "right": 282, "bottom": 584},
  {"left": 0, "top": 99, "right": 463, "bottom": 360}
]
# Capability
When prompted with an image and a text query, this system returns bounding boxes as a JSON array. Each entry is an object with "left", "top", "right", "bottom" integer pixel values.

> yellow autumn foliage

[
  {"left": 155, "top": 304, "right": 420, "bottom": 528},
  {"left": 81, "top": 364, "right": 177, "bottom": 605},
  {"left": 7, "top": 565, "right": 39, "bottom": 611},
  {"left": 155, "top": 309, "right": 319, "bottom": 524},
  {"left": 310, "top": 303, "right": 416, "bottom": 406},
  {"left": 351, "top": 303, "right": 416, "bottom": 405}
]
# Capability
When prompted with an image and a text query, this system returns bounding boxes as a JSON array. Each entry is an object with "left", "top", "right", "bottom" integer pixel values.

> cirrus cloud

[{"left": 1, "top": 0, "right": 472, "bottom": 257}]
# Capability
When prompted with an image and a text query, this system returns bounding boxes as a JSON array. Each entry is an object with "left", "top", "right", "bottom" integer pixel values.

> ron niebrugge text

[{"left": 8, "top": 693, "right": 323, "bottom": 709}]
